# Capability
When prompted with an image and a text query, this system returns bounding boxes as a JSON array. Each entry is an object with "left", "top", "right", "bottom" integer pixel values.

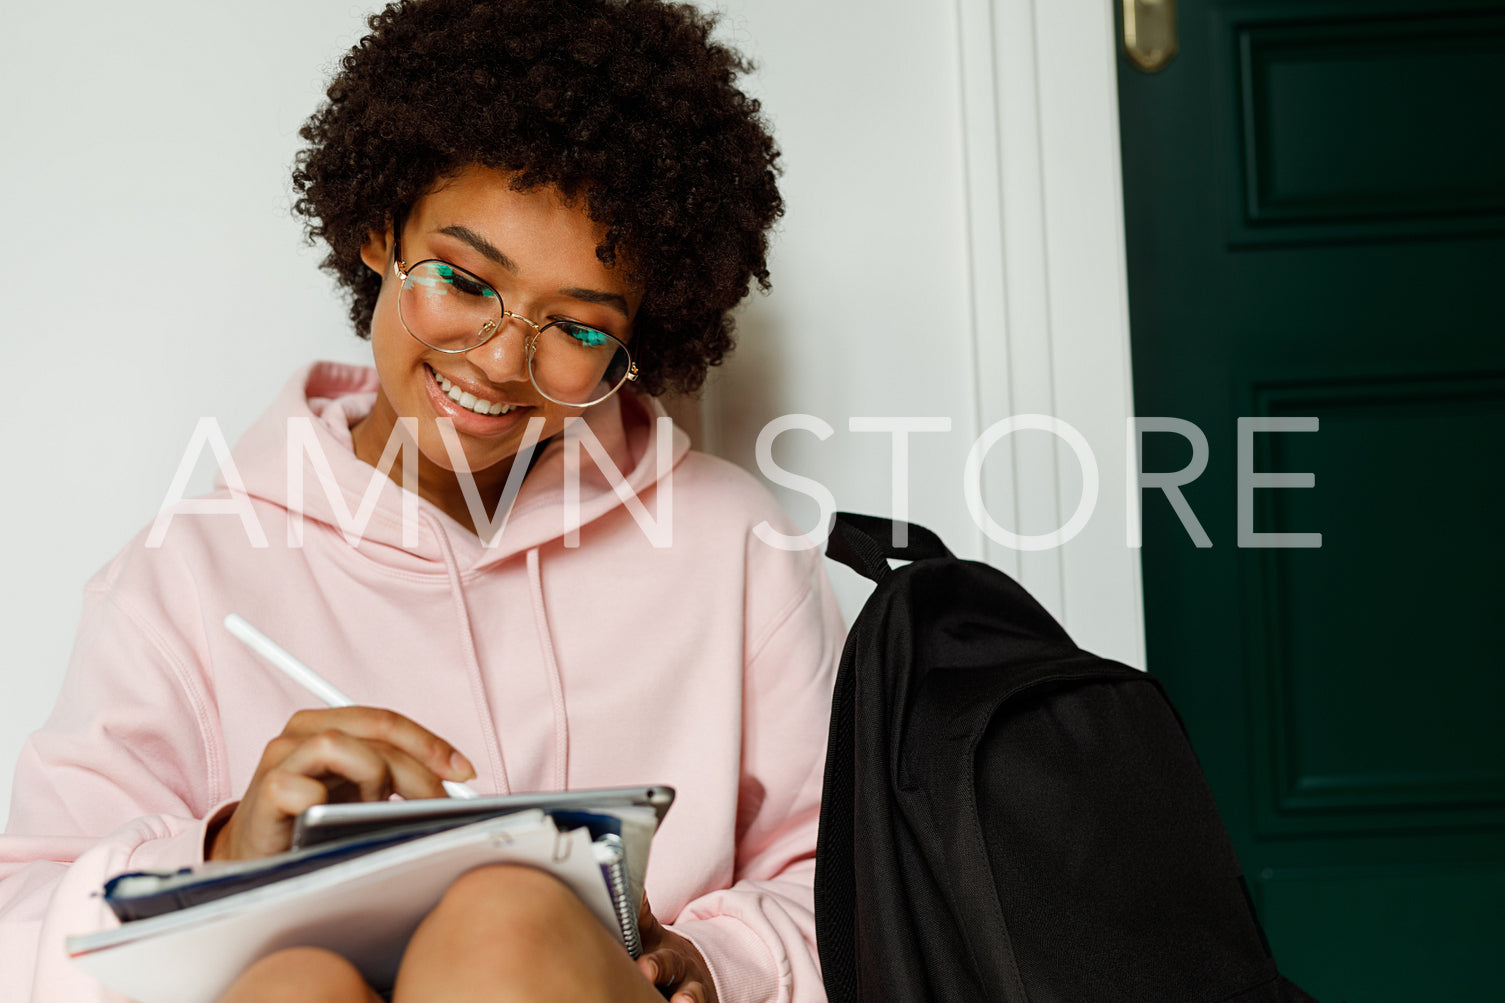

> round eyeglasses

[{"left": 393, "top": 252, "right": 638, "bottom": 408}]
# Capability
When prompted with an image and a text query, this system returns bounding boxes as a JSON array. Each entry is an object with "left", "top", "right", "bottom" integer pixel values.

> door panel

[
  {"left": 1229, "top": 10, "right": 1505, "bottom": 245},
  {"left": 1118, "top": 1, "right": 1505, "bottom": 998},
  {"left": 1255, "top": 862, "right": 1505, "bottom": 998}
]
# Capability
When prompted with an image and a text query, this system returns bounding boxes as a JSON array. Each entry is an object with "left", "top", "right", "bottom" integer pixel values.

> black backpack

[{"left": 814, "top": 513, "right": 1319, "bottom": 1003}]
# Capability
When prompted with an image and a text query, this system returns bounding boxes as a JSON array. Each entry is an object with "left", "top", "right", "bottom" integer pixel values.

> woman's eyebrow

[
  {"left": 437, "top": 223, "right": 631, "bottom": 319},
  {"left": 562, "top": 287, "right": 630, "bottom": 318},
  {"left": 438, "top": 225, "right": 517, "bottom": 272}
]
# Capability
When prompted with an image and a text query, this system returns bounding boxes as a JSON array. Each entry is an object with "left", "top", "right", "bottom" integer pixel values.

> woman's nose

[{"left": 464, "top": 313, "right": 534, "bottom": 386}]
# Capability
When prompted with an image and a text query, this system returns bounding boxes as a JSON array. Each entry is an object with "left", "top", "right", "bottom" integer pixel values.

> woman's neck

[{"left": 348, "top": 410, "right": 519, "bottom": 539}]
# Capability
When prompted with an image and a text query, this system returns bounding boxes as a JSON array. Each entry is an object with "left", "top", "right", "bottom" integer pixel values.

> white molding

[{"left": 956, "top": 0, "right": 1146, "bottom": 666}]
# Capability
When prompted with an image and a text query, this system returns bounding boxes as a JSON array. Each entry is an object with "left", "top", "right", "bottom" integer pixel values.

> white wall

[
  {"left": 702, "top": 0, "right": 983, "bottom": 610},
  {"left": 0, "top": 0, "right": 1140, "bottom": 828},
  {"left": 0, "top": 2, "right": 375, "bottom": 827},
  {"left": 706, "top": 0, "right": 1144, "bottom": 653}
]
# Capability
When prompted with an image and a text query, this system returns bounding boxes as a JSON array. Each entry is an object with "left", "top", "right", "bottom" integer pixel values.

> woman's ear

[{"left": 360, "top": 223, "right": 394, "bottom": 277}]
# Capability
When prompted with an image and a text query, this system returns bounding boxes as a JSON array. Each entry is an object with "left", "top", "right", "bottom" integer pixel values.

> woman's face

[{"left": 356, "top": 164, "right": 641, "bottom": 485}]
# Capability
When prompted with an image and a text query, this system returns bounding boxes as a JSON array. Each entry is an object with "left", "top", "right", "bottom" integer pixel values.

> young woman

[{"left": 0, "top": 2, "right": 842, "bottom": 1001}]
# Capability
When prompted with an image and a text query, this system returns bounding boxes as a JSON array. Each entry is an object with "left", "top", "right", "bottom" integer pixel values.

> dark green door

[{"left": 1118, "top": 1, "right": 1505, "bottom": 999}]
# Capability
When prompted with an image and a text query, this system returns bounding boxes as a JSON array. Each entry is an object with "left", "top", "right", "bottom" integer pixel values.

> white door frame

[{"left": 955, "top": 0, "right": 1146, "bottom": 665}]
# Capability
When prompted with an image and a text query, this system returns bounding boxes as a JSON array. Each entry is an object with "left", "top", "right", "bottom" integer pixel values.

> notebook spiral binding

[{"left": 597, "top": 833, "right": 642, "bottom": 958}]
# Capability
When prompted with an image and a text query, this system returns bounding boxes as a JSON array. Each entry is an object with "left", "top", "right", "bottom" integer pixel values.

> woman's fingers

[
  {"left": 259, "top": 768, "right": 337, "bottom": 819},
  {"left": 277, "top": 730, "right": 395, "bottom": 803},
  {"left": 282, "top": 707, "right": 475, "bottom": 784},
  {"left": 229, "top": 735, "right": 403, "bottom": 859},
  {"left": 277, "top": 729, "right": 451, "bottom": 803},
  {"left": 638, "top": 947, "right": 692, "bottom": 989},
  {"left": 371, "top": 741, "right": 458, "bottom": 801},
  {"left": 231, "top": 771, "right": 328, "bottom": 858},
  {"left": 636, "top": 901, "right": 717, "bottom": 1003},
  {"left": 242, "top": 737, "right": 443, "bottom": 854},
  {"left": 213, "top": 707, "right": 477, "bottom": 861},
  {"left": 637, "top": 895, "right": 661, "bottom": 941},
  {"left": 635, "top": 912, "right": 719, "bottom": 1003}
]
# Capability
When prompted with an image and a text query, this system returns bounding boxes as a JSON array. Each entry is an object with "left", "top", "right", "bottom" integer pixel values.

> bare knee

[
  {"left": 219, "top": 946, "right": 379, "bottom": 1003},
  {"left": 424, "top": 863, "right": 584, "bottom": 955},
  {"left": 445, "top": 863, "right": 574, "bottom": 907},
  {"left": 395, "top": 864, "right": 654, "bottom": 1001}
]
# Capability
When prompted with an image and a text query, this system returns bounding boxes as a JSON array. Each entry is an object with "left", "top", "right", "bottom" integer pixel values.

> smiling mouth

[{"left": 428, "top": 366, "right": 519, "bottom": 416}]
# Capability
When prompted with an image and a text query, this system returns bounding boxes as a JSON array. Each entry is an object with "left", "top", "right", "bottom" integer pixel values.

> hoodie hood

[{"left": 222, "top": 361, "right": 690, "bottom": 571}]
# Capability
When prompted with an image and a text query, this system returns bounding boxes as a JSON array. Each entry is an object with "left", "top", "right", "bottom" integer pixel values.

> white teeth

[{"left": 431, "top": 368, "right": 515, "bottom": 416}]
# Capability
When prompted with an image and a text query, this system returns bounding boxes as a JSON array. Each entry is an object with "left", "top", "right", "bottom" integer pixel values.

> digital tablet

[{"left": 290, "top": 784, "right": 675, "bottom": 850}]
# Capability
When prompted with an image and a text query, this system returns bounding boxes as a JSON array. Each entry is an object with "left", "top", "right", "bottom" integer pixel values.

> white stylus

[{"left": 223, "top": 613, "right": 480, "bottom": 799}]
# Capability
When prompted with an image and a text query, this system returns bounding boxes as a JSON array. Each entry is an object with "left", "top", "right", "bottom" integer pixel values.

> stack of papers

[{"left": 66, "top": 787, "right": 671, "bottom": 1003}]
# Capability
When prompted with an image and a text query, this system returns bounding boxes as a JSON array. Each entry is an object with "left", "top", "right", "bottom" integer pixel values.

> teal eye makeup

[
  {"left": 433, "top": 262, "right": 496, "bottom": 299},
  {"left": 562, "top": 323, "right": 609, "bottom": 347}
]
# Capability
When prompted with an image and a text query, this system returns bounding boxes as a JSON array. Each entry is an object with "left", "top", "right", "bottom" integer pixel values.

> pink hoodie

[{"left": 0, "top": 362, "right": 843, "bottom": 1003}]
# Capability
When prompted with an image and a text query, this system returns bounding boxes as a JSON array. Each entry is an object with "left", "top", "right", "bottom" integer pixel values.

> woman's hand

[
  {"left": 208, "top": 707, "right": 475, "bottom": 862},
  {"left": 636, "top": 896, "right": 719, "bottom": 1003}
]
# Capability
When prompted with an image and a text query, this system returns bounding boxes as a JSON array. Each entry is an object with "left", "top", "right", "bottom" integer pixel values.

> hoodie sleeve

[
  {"left": 668, "top": 537, "right": 845, "bottom": 1003},
  {"left": 0, "top": 577, "right": 233, "bottom": 1003}
]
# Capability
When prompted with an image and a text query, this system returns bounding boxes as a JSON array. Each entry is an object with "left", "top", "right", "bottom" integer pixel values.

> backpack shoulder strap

[
  {"left": 818, "top": 512, "right": 953, "bottom": 1002},
  {"left": 825, "top": 512, "right": 953, "bottom": 584}
]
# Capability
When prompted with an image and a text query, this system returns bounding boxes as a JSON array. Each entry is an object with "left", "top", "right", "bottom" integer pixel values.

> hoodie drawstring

[
  {"left": 527, "top": 547, "right": 570, "bottom": 790},
  {"left": 422, "top": 512, "right": 511, "bottom": 795}
]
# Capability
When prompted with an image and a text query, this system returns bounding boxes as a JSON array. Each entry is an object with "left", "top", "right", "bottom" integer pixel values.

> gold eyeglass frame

[{"left": 392, "top": 241, "right": 639, "bottom": 408}]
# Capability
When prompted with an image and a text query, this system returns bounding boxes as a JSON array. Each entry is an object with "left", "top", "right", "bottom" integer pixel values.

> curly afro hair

[{"left": 292, "top": 0, "right": 782, "bottom": 397}]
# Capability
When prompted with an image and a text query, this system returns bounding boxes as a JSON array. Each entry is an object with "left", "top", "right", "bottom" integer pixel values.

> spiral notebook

[{"left": 66, "top": 789, "right": 670, "bottom": 1003}]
